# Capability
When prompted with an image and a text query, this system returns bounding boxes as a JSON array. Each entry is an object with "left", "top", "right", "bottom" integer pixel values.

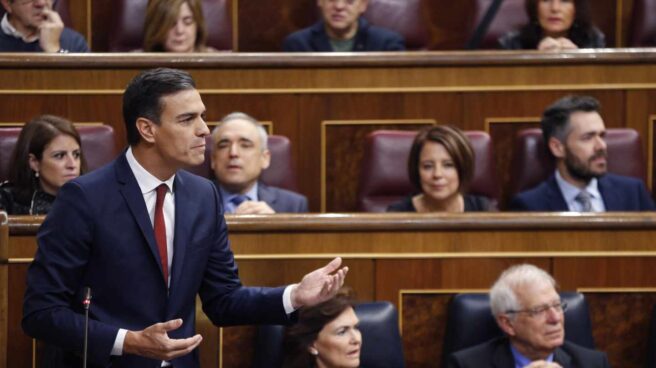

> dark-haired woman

[
  {"left": 0, "top": 115, "right": 85, "bottom": 214},
  {"left": 499, "top": 0, "right": 605, "bottom": 51}
]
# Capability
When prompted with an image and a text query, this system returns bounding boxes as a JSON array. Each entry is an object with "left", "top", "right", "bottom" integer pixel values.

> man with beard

[
  {"left": 447, "top": 264, "right": 610, "bottom": 368},
  {"left": 0, "top": 0, "right": 88, "bottom": 52},
  {"left": 510, "top": 95, "right": 655, "bottom": 211},
  {"left": 282, "top": 0, "right": 404, "bottom": 52}
]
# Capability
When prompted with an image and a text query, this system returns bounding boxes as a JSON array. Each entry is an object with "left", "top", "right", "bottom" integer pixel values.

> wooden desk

[
  {"left": 2, "top": 213, "right": 656, "bottom": 367},
  {"left": 2, "top": 51, "right": 656, "bottom": 211}
]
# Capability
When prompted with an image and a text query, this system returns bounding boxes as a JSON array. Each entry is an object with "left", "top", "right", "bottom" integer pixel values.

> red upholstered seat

[
  {"left": 108, "top": 0, "right": 232, "bottom": 52},
  {"left": 0, "top": 125, "right": 117, "bottom": 182},
  {"left": 186, "top": 135, "right": 298, "bottom": 192},
  {"left": 629, "top": 0, "right": 656, "bottom": 46},
  {"left": 363, "top": 0, "right": 430, "bottom": 50},
  {"left": 508, "top": 128, "right": 646, "bottom": 198},
  {"left": 356, "top": 130, "right": 499, "bottom": 212},
  {"left": 471, "top": 0, "right": 527, "bottom": 49}
]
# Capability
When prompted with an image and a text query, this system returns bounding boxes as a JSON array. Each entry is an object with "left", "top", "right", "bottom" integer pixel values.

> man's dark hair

[
  {"left": 541, "top": 95, "right": 601, "bottom": 156},
  {"left": 122, "top": 68, "right": 196, "bottom": 146}
]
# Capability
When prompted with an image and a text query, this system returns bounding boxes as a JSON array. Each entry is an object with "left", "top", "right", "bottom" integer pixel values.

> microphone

[
  {"left": 467, "top": 0, "right": 506, "bottom": 49},
  {"left": 82, "top": 287, "right": 92, "bottom": 368}
]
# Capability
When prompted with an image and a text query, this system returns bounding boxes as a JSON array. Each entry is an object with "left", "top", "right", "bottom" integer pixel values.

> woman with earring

[
  {"left": 499, "top": 0, "right": 605, "bottom": 51},
  {"left": 0, "top": 115, "right": 86, "bottom": 215},
  {"left": 283, "top": 288, "right": 362, "bottom": 368}
]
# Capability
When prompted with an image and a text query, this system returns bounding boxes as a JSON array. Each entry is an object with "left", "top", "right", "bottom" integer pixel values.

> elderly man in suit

[
  {"left": 448, "top": 264, "right": 610, "bottom": 368},
  {"left": 22, "top": 68, "right": 346, "bottom": 367},
  {"left": 510, "top": 95, "right": 655, "bottom": 212},
  {"left": 211, "top": 112, "right": 308, "bottom": 214}
]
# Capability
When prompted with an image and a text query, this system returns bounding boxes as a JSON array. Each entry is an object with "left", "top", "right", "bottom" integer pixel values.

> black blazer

[
  {"left": 509, "top": 173, "right": 656, "bottom": 211},
  {"left": 282, "top": 18, "right": 405, "bottom": 52},
  {"left": 447, "top": 337, "right": 610, "bottom": 368},
  {"left": 386, "top": 194, "right": 493, "bottom": 212}
]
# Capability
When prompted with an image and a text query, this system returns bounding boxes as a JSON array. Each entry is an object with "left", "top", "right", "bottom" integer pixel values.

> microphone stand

[
  {"left": 82, "top": 288, "right": 92, "bottom": 368},
  {"left": 467, "top": 0, "right": 506, "bottom": 49}
]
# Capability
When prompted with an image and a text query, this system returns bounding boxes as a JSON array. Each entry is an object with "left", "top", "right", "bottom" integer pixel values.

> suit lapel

[
  {"left": 115, "top": 154, "right": 167, "bottom": 284},
  {"left": 597, "top": 176, "right": 618, "bottom": 210},
  {"left": 492, "top": 339, "right": 516, "bottom": 368},
  {"left": 546, "top": 175, "right": 569, "bottom": 211},
  {"left": 553, "top": 346, "right": 573, "bottom": 368},
  {"left": 169, "top": 173, "right": 189, "bottom": 293},
  {"left": 257, "top": 183, "right": 276, "bottom": 207},
  {"left": 311, "top": 22, "right": 333, "bottom": 51}
]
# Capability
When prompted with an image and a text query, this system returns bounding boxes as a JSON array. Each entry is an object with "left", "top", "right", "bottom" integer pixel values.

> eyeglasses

[{"left": 505, "top": 301, "right": 568, "bottom": 318}]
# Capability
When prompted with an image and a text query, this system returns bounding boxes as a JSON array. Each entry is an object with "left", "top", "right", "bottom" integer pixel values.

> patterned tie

[
  {"left": 575, "top": 190, "right": 592, "bottom": 212},
  {"left": 154, "top": 184, "right": 169, "bottom": 283}
]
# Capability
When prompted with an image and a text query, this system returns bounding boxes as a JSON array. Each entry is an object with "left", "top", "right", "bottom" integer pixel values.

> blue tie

[{"left": 230, "top": 195, "right": 249, "bottom": 207}]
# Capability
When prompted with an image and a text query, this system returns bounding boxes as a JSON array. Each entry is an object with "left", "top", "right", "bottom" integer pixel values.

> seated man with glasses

[
  {"left": 0, "top": 0, "right": 89, "bottom": 52},
  {"left": 447, "top": 264, "right": 610, "bottom": 368}
]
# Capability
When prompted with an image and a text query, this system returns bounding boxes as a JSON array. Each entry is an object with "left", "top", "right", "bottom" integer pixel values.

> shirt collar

[
  {"left": 555, "top": 169, "right": 601, "bottom": 204},
  {"left": 1, "top": 13, "right": 39, "bottom": 43},
  {"left": 219, "top": 182, "right": 259, "bottom": 203},
  {"left": 125, "top": 147, "right": 175, "bottom": 194},
  {"left": 510, "top": 344, "right": 554, "bottom": 368}
]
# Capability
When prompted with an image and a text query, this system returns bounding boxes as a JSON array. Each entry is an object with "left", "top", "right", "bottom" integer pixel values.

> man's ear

[
  {"left": 496, "top": 314, "right": 516, "bottom": 337},
  {"left": 548, "top": 137, "right": 566, "bottom": 159},
  {"left": 260, "top": 149, "right": 271, "bottom": 170},
  {"left": 0, "top": 0, "right": 12, "bottom": 14},
  {"left": 136, "top": 117, "right": 157, "bottom": 144}
]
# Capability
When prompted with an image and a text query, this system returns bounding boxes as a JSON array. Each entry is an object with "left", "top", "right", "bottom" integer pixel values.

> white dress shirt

[{"left": 555, "top": 170, "right": 606, "bottom": 212}]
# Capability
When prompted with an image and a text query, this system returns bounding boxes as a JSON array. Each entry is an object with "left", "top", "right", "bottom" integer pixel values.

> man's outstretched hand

[
  {"left": 124, "top": 319, "right": 202, "bottom": 361},
  {"left": 290, "top": 257, "right": 349, "bottom": 309}
]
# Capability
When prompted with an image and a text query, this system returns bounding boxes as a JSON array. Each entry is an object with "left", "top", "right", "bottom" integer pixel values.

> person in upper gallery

[
  {"left": 283, "top": 287, "right": 362, "bottom": 368},
  {"left": 510, "top": 95, "right": 655, "bottom": 211},
  {"left": 211, "top": 112, "right": 308, "bottom": 214},
  {"left": 143, "top": 0, "right": 217, "bottom": 52},
  {"left": 282, "top": 0, "right": 405, "bottom": 52},
  {"left": 387, "top": 125, "right": 495, "bottom": 213},
  {"left": 498, "top": 0, "right": 605, "bottom": 51},
  {"left": 0, "top": 0, "right": 89, "bottom": 52},
  {"left": 446, "top": 264, "right": 610, "bottom": 368},
  {"left": 0, "top": 114, "right": 85, "bottom": 215}
]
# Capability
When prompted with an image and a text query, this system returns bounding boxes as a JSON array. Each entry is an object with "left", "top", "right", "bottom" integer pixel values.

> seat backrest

[
  {"left": 471, "top": 0, "right": 527, "bottom": 49},
  {"left": 0, "top": 0, "right": 72, "bottom": 27},
  {"left": 362, "top": 0, "right": 429, "bottom": 50},
  {"left": 441, "top": 292, "right": 595, "bottom": 365},
  {"left": 356, "top": 129, "right": 499, "bottom": 212},
  {"left": 0, "top": 125, "right": 117, "bottom": 182},
  {"left": 186, "top": 134, "right": 298, "bottom": 191},
  {"left": 509, "top": 128, "right": 646, "bottom": 198},
  {"left": 629, "top": 0, "right": 656, "bottom": 46},
  {"left": 252, "top": 301, "right": 404, "bottom": 368},
  {"left": 108, "top": 0, "right": 232, "bottom": 52}
]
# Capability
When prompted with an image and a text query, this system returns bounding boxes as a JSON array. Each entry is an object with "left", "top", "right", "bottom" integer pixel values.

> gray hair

[
  {"left": 489, "top": 264, "right": 557, "bottom": 320},
  {"left": 211, "top": 112, "right": 268, "bottom": 151}
]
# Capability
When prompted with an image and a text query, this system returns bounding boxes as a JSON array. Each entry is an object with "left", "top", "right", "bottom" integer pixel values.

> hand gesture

[
  {"left": 538, "top": 36, "right": 579, "bottom": 51},
  {"left": 123, "top": 319, "right": 203, "bottom": 361},
  {"left": 38, "top": 8, "right": 64, "bottom": 53},
  {"left": 291, "top": 257, "right": 348, "bottom": 309},
  {"left": 524, "top": 361, "right": 563, "bottom": 368}
]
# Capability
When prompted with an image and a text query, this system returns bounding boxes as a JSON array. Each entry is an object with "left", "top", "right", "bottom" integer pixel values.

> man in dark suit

[
  {"left": 282, "top": 0, "right": 404, "bottom": 52},
  {"left": 211, "top": 112, "right": 308, "bottom": 214},
  {"left": 22, "top": 68, "right": 347, "bottom": 367},
  {"left": 448, "top": 264, "right": 610, "bottom": 368},
  {"left": 510, "top": 95, "right": 655, "bottom": 211}
]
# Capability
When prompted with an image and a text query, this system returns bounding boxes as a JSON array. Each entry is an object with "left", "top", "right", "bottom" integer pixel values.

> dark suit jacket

[
  {"left": 257, "top": 182, "right": 308, "bottom": 213},
  {"left": 282, "top": 18, "right": 405, "bottom": 52},
  {"left": 510, "top": 173, "right": 656, "bottom": 211},
  {"left": 386, "top": 194, "right": 493, "bottom": 212},
  {"left": 22, "top": 153, "right": 291, "bottom": 368},
  {"left": 447, "top": 337, "right": 610, "bottom": 368}
]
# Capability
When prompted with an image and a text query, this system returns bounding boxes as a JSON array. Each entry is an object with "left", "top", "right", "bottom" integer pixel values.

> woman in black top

[
  {"left": 0, "top": 115, "right": 86, "bottom": 215},
  {"left": 387, "top": 126, "right": 494, "bottom": 213},
  {"left": 499, "top": 0, "right": 605, "bottom": 51}
]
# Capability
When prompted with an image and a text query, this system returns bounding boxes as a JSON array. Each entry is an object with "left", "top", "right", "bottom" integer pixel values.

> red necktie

[{"left": 154, "top": 184, "right": 168, "bottom": 283}]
